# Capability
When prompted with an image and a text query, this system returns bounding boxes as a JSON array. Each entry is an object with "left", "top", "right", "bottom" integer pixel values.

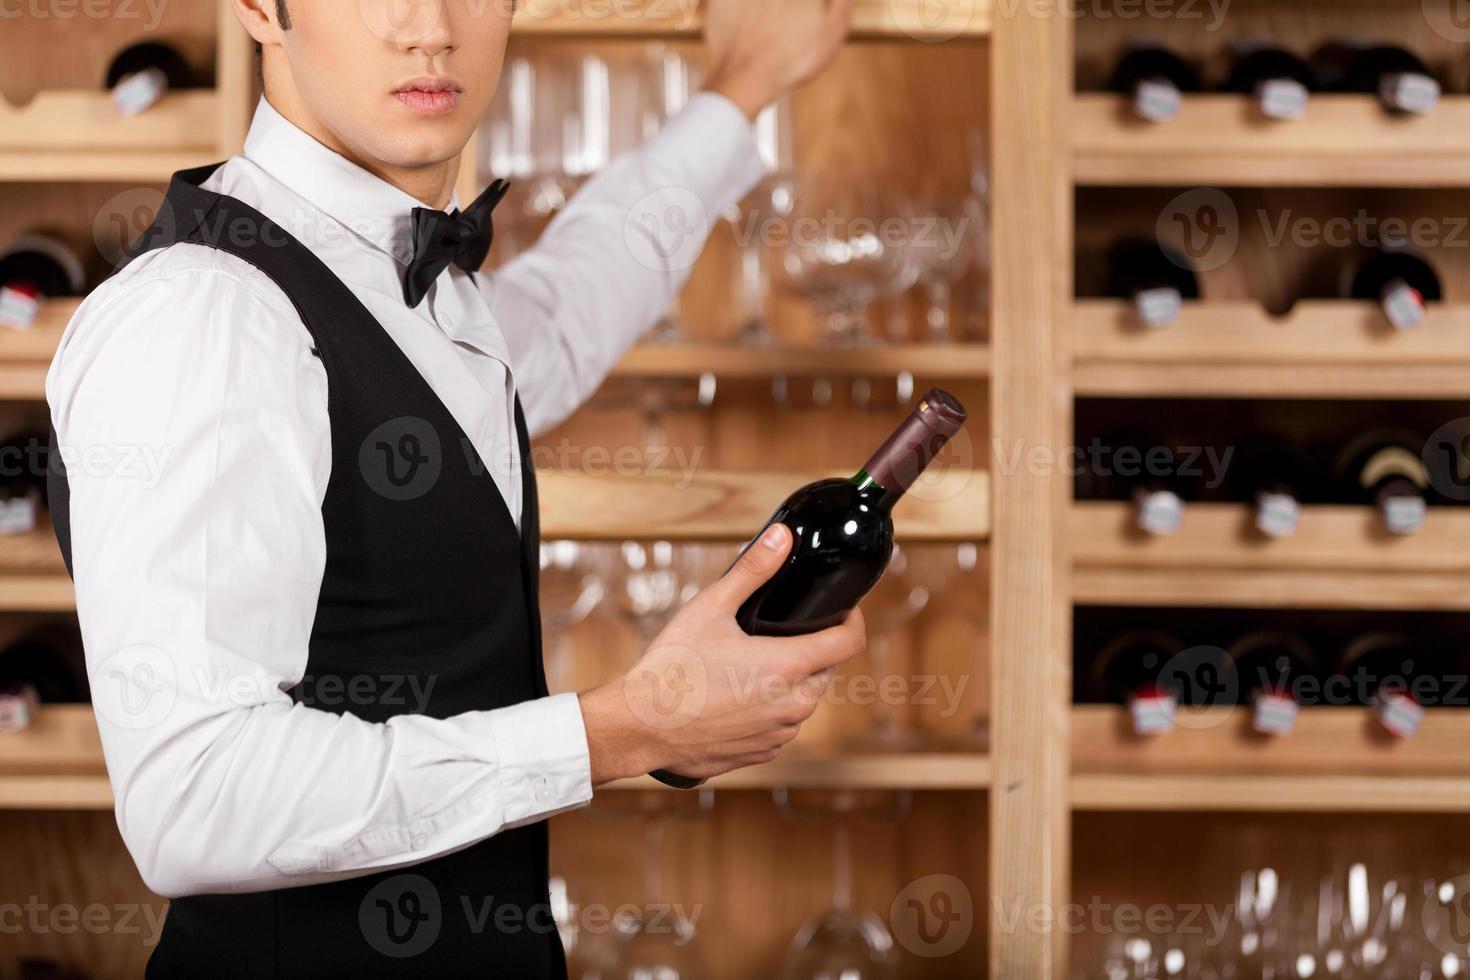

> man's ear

[{"left": 229, "top": 0, "right": 287, "bottom": 48}]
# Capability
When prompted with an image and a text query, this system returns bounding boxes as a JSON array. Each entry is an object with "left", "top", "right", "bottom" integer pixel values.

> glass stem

[
  {"left": 925, "top": 279, "right": 954, "bottom": 342},
  {"left": 645, "top": 817, "right": 665, "bottom": 909},
  {"left": 832, "top": 820, "right": 852, "bottom": 912}
]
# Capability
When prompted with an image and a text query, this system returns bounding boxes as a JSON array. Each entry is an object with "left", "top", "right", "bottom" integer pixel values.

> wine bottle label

[
  {"left": 1128, "top": 688, "right": 1177, "bottom": 736},
  {"left": 1379, "top": 278, "right": 1426, "bottom": 331},
  {"left": 0, "top": 494, "right": 39, "bottom": 536},
  {"left": 1133, "top": 79, "right": 1183, "bottom": 123},
  {"left": 112, "top": 66, "right": 169, "bottom": 117},
  {"left": 1255, "top": 491, "right": 1302, "bottom": 539},
  {"left": 1133, "top": 286, "right": 1183, "bottom": 327},
  {"left": 1374, "top": 690, "right": 1424, "bottom": 739},
  {"left": 0, "top": 684, "right": 38, "bottom": 733},
  {"left": 1134, "top": 489, "right": 1184, "bottom": 536},
  {"left": 1251, "top": 692, "right": 1299, "bottom": 736},
  {"left": 0, "top": 283, "right": 40, "bottom": 330},
  {"left": 1381, "top": 494, "right": 1427, "bottom": 536},
  {"left": 1379, "top": 73, "right": 1440, "bottom": 115},
  {"left": 1255, "top": 78, "right": 1309, "bottom": 120}
]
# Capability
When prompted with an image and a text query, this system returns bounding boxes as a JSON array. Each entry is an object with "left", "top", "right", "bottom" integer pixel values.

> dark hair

[{"left": 253, "top": 1, "right": 291, "bottom": 56}]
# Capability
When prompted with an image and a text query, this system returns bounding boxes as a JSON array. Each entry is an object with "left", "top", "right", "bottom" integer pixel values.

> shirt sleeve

[
  {"left": 46, "top": 248, "right": 592, "bottom": 899},
  {"left": 480, "top": 91, "right": 767, "bottom": 437}
]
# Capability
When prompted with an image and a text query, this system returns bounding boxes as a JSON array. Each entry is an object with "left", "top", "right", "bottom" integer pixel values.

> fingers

[
  {"left": 699, "top": 523, "right": 792, "bottom": 614},
  {"left": 827, "top": 0, "right": 857, "bottom": 38},
  {"left": 783, "top": 607, "right": 867, "bottom": 678}
]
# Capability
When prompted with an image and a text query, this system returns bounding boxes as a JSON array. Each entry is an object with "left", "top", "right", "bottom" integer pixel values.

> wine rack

[{"left": 510, "top": 0, "right": 991, "bottom": 40}]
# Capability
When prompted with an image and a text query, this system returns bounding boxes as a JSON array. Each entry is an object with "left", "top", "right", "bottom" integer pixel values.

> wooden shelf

[
  {"left": 1071, "top": 705, "right": 1470, "bottom": 812},
  {"left": 610, "top": 342, "right": 991, "bottom": 380},
  {"left": 0, "top": 298, "right": 73, "bottom": 399},
  {"left": 512, "top": 0, "right": 990, "bottom": 39},
  {"left": 1073, "top": 94, "right": 1470, "bottom": 187},
  {"left": 1074, "top": 300, "right": 1470, "bottom": 399},
  {"left": 1072, "top": 502, "right": 1470, "bottom": 611},
  {"left": 0, "top": 706, "right": 986, "bottom": 810}
]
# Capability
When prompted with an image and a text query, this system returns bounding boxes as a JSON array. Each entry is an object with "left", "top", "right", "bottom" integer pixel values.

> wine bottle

[
  {"left": 1230, "top": 435, "right": 1318, "bottom": 539},
  {"left": 1227, "top": 631, "right": 1319, "bottom": 735},
  {"left": 105, "top": 41, "right": 201, "bottom": 116},
  {"left": 1103, "top": 237, "right": 1200, "bottom": 328},
  {"left": 1077, "top": 428, "right": 1196, "bottom": 536},
  {"left": 1335, "top": 632, "right": 1426, "bottom": 738},
  {"left": 0, "top": 620, "right": 87, "bottom": 733},
  {"left": 1108, "top": 39, "right": 1202, "bottom": 123},
  {"left": 1334, "top": 428, "right": 1430, "bottom": 536},
  {"left": 1086, "top": 630, "right": 1188, "bottom": 735},
  {"left": 1344, "top": 248, "right": 1442, "bottom": 331},
  {"left": 1311, "top": 39, "right": 1440, "bottom": 115},
  {"left": 0, "top": 425, "right": 51, "bottom": 536},
  {"left": 649, "top": 388, "right": 968, "bottom": 788},
  {"left": 1223, "top": 40, "right": 1316, "bottom": 120},
  {"left": 0, "top": 235, "right": 86, "bottom": 330}
]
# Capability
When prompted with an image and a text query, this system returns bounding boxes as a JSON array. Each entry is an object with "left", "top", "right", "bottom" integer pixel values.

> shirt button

[
  {"left": 534, "top": 778, "right": 552, "bottom": 805},
  {"left": 411, "top": 833, "right": 428, "bottom": 849}
]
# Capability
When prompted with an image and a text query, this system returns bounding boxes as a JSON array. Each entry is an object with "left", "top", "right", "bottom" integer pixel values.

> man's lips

[{"left": 393, "top": 78, "right": 463, "bottom": 113}]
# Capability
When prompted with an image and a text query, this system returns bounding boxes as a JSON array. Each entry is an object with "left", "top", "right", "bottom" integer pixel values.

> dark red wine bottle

[
  {"left": 1077, "top": 428, "right": 1197, "bottom": 536},
  {"left": 1103, "top": 237, "right": 1200, "bottom": 328},
  {"left": 0, "top": 235, "right": 85, "bottom": 330},
  {"left": 0, "top": 620, "right": 87, "bottom": 733},
  {"left": 650, "top": 389, "right": 968, "bottom": 788},
  {"left": 1311, "top": 39, "right": 1440, "bottom": 115},
  {"left": 0, "top": 425, "right": 51, "bottom": 535},
  {"left": 1230, "top": 435, "right": 1318, "bottom": 539},
  {"left": 1086, "top": 630, "right": 1188, "bottom": 735},
  {"left": 1224, "top": 41, "right": 1315, "bottom": 120},
  {"left": 1334, "top": 428, "right": 1430, "bottom": 536},
  {"left": 1344, "top": 248, "right": 1442, "bottom": 331},
  {"left": 1227, "top": 631, "right": 1318, "bottom": 735},
  {"left": 1335, "top": 632, "right": 1427, "bottom": 737},
  {"left": 106, "top": 42, "right": 201, "bottom": 116},
  {"left": 1108, "top": 40, "right": 1202, "bottom": 122}
]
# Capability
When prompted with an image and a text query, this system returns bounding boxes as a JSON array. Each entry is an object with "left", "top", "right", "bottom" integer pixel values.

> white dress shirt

[{"left": 45, "top": 95, "right": 763, "bottom": 898}]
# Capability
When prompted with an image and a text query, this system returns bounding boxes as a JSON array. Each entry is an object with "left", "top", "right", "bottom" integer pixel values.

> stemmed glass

[
  {"left": 538, "top": 541, "right": 606, "bottom": 694},
  {"left": 779, "top": 180, "right": 918, "bottom": 347},
  {"left": 606, "top": 541, "right": 700, "bottom": 654},
  {"left": 729, "top": 95, "right": 797, "bottom": 347},
  {"left": 638, "top": 44, "right": 699, "bottom": 346},
  {"left": 778, "top": 790, "right": 902, "bottom": 980},
  {"left": 852, "top": 544, "right": 931, "bottom": 749},
  {"left": 910, "top": 192, "right": 982, "bottom": 343},
  {"left": 960, "top": 129, "right": 993, "bottom": 344}
]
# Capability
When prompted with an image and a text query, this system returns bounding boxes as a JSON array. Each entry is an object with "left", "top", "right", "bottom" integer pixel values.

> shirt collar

[{"left": 242, "top": 97, "right": 459, "bottom": 268}]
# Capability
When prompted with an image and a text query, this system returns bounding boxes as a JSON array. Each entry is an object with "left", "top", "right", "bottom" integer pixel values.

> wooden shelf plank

[
  {"left": 0, "top": 91, "right": 219, "bottom": 153},
  {"left": 610, "top": 753, "right": 990, "bottom": 791},
  {"left": 1072, "top": 503, "right": 1470, "bottom": 574},
  {"left": 1074, "top": 94, "right": 1470, "bottom": 187},
  {"left": 1074, "top": 300, "right": 1470, "bottom": 399},
  {"left": 1074, "top": 567, "right": 1470, "bottom": 612},
  {"left": 1071, "top": 774, "right": 1470, "bottom": 813},
  {"left": 540, "top": 468, "right": 989, "bottom": 541},
  {"left": 1072, "top": 705, "right": 1470, "bottom": 778},
  {"left": 512, "top": 0, "right": 990, "bottom": 39},
  {"left": 611, "top": 342, "right": 991, "bottom": 379}
]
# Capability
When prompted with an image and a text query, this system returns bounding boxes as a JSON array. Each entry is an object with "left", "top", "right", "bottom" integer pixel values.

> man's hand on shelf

[{"left": 701, "top": 0, "right": 857, "bottom": 120}]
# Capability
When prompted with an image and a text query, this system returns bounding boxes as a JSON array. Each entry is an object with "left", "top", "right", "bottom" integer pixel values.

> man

[{"left": 45, "top": 0, "right": 863, "bottom": 975}]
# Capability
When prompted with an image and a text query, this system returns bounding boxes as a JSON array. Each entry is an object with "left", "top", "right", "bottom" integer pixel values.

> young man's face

[{"left": 273, "top": 0, "right": 512, "bottom": 171}]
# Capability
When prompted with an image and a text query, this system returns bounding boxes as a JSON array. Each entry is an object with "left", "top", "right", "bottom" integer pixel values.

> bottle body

[
  {"left": 1345, "top": 248, "right": 1442, "bottom": 330},
  {"left": 1227, "top": 631, "right": 1318, "bottom": 734},
  {"left": 1224, "top": 42, "right": 1315, "bottom": 120},
  {"left": 106, "top": 42, "right": 200, "bottom": 116},
  {"left": 1230, "top": 435, "right": 1319, "bottom": 539},
  {"left": 1103, "top": 237, "right": 1200, "bottom": 328},
  {"left": 1334, "top": 428, "right": 1431, "bottom": 536},
  {"left": 0, "top": 235, "right": 86, "bottom": 330},
  {"left": 1109, "top": 42, "right": 1201, "bottom": 122},
  {"left": 735, "top": 478, "right": 895, "bottom": 637}
]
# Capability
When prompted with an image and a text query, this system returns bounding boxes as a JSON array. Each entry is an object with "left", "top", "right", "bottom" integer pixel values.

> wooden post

[
  {"left": 216, "top": 0, "right": 256, "bottom": 155},
  {"left": 989, "top": 3, "right": 1074, "bottom": 977}
]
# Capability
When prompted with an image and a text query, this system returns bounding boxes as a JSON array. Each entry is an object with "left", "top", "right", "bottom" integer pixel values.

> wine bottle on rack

[
  {"left": 1227, "top": 631, "right": 1319, "bottom": 735},
  {"left": 1230, "top": 435, "right": 1318, "bottom": 539},
  {"left": 1086, "top": 630, "right": 1188, "bottom": 735},
  {"left": 650, "top": 388, "right": 968, "bottom": 789},
  {"left": 0, "top": 425, "right": 51, "bottom": 536},
  {"left": 1344, "top": 248, "right": 1442, "bottom": 331},
  {"left": 1103, "top": 237, "right": 1200, "bottom": 328},
  {"left": 1077, "top": 428, "right": 1197, "bottom": 536},
  {"left": 1310, "top": 39, "right": 1440, "bottom": 115},
  {"left": 1223, "top": 40, "right": 1316, "bottom": 120},
  {"left": 1334, "top": 428, "right": 1431, "bottom": 536},
  {"left": 1108, "top": 39, "right": 1202, "bottom": 123},
  {"left": 0, "top": 621, "right": 87, "bottom": 733},
  {"left": 1335, "top": 632, "right": 1426, "bottom": 738},
  {"left": 105, "top": 41, "right": 202, "bottom": 116},
  {"left": 0, "top": 235, "right": 86, "bottom": 330}
]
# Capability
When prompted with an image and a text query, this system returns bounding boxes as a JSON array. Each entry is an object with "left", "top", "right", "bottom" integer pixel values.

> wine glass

[
  {"left": 730, "top": 95, "right": 797, "bottom": 347},
  {"left": 606, "top": 541, "right": 700, "bottom": 653},
  {"left": 851, "top": 544, "right": 931, "bottom": 749},
  {"left": 910, "top": 192, "right": 982, "bottom": 343},
  {"left": 539, "top": 541, "right": 606, "bottom": 694},
  {"left": 638, "top": 44, "right": 699, "bottom": 346},
  {"left": 602, "top": 802, "right": 710, "bottom": 980},
  {"left": 960, "top": 129, "right": 993, "bottom": 344},
  {"left": 779, "top": 180, "right": 918, "bottom": 347}
]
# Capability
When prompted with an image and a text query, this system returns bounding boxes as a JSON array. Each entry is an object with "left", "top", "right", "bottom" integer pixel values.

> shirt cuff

[
  {"left": 487, "top": 692, "right": 593, "bottom": 827},
  {"left": 652, "top": 90, "right": 768, "bottom": 222}
]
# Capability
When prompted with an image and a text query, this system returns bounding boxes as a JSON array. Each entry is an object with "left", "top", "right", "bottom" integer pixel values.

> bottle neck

[{"left": 849, "top": 467, "right": 898, "bottom": 511}]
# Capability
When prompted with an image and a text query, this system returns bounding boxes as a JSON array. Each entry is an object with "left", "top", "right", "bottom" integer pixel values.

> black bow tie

[{"left": 402, "top": 179, "right": 511, "bottom": 308}]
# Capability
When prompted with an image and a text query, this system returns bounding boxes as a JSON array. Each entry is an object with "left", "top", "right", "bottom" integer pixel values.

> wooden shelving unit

[
  {"left": 1074, "top": 300, "right": 1470, "bottom": 399},
  {"left": 511, "top": 0, "right": 991, "bottom": 39},
  {"left": 1073, "top": 94, "right": 1470, "bottom": 188}
]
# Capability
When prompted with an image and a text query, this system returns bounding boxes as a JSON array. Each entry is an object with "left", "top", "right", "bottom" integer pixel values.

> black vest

[{"left": 48, "top": 165, "right": 565, "bottom": 978}]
